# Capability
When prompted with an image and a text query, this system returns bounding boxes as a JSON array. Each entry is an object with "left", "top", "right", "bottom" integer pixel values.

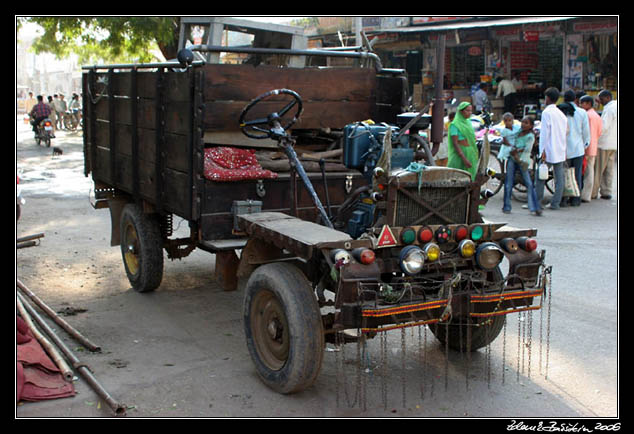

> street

[{"left": 15, "top": 118, "right": 618, "bottom": 419}]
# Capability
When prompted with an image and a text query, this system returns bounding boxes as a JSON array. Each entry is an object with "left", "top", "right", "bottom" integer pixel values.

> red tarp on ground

[
  {"left": 16, "top": 316, "right": 75, "bottom": 403},
  {"left": 203, "top": 147, "right": 277, "bottom": 182}
]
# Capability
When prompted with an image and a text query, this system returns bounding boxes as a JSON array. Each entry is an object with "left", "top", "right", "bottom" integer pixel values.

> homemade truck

[{"left": 82, "top": 46, "right": 551, "bottom": 394}]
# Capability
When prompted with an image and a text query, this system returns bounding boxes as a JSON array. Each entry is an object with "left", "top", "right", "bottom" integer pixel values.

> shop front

[{"left": 358, "top": 16, "right": 617, "bottom": 119}]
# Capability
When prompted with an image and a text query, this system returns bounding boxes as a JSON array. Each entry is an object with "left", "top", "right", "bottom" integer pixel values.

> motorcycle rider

[{"left": 29, "top": 95, "right": 52, "bottom": 134}]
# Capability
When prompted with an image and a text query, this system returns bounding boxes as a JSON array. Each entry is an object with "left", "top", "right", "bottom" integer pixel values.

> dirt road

[{"left": 15, "top": 118, "right": 618, "bottom": 419}]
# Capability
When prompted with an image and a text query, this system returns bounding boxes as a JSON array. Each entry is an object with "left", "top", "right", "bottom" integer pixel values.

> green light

[
  {"left": 401, "top": 228, "right": 416, "bottom": 244},
  {"left": 471, "top": 225, "right": 484, "bottom": 241}
]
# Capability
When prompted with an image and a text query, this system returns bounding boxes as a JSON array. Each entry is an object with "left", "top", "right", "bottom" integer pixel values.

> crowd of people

[
  {"left": 24, "top": 91, "right": 82, "bottom": 136},
  {"left": 443, "top": 87, "right": 617, "bottom": 216}
]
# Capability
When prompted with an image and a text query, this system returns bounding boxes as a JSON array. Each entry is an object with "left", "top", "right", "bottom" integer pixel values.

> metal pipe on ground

[
  {"left": 16, "top": 233, "right": 45, "bottom": 243},
  {"left": 17, "top": 279, "right": 101, "bottom": 352},
  {"left": 16, "top": 296, "right": 74, "bottom": 381},
  {"left": 16, "top": 292, "right": 126, "bottom": 417}
]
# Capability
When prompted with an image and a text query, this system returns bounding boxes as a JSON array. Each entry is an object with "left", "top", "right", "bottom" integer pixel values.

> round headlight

[
  {"left": 475, "top": 242, "right": 504, "bottom": 270},
  {"left": 423, "top": 243, "right": 440, "bottom": 262},
  {"left": 458, "top": 239, "right": 476, "bottom": 258},
  {"left": 399, "top": 245, "right": 425, "bottom": 275}
]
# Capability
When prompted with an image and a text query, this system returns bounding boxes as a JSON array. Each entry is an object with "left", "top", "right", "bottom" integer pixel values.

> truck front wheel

[
  {"left": 119, "top": 203, "right": 164, "bottom": 292},
  {"left": 243, "top": 262, "right": 324, "bottom": 394}
]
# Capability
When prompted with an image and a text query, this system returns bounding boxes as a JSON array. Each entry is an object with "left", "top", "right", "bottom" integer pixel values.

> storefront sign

[
  {"left": 412, "top": 17, "right": 468, "bottom": 25},
  {"left": 573, "top": 20, "right": 617, "bottom": 33},
  {"left": 468, "top": 46, "right": 482, "bottom": 56},
  {"left": 522, "top": 31, "right": 539, "bottom": 42}
]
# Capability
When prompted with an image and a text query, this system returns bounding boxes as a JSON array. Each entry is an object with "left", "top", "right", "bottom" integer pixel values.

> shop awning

[{"left": 370, "top": 16, "right": 578, "bottom": 34}]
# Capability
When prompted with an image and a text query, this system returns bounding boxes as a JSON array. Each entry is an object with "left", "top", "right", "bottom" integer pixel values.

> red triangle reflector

[{"left": 377, "top": 225, "right": 397, "bottom": 248}]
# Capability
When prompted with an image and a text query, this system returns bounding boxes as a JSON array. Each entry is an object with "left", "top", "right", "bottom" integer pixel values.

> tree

[{"left": 17, "top": 17, "right": 181, "bottom": 64}]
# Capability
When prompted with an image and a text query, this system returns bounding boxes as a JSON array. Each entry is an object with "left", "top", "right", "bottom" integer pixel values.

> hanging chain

[
  {"left": 545, "top": 270, "right": 553, "bottom": 380},
  {"left": 380, "top": 329, "right": 388, "bottom": 410},
  {"left": 502, "top": 316, "right": 507, "bottom": 385},
  {"left": 527, "top": 311, "right": 533, "bottom": 379},
  {"left": 401, "top": 327, "right": 407, "bottom": 408}
]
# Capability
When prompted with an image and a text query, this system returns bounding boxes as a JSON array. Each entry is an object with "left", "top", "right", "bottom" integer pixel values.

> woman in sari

[{"left": 447, "top": 102, "right": 479, "bottom": 180}]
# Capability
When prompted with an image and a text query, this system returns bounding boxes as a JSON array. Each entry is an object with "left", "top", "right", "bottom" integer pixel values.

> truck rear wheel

[
  {"left": 243, "top": 262, "right": 324, "bottom": 394},
  {"left": 120, "top": 203, "right": 164, "bottom": 293}
]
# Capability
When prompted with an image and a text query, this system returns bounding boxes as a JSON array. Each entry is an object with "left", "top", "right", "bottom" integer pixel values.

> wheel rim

[
  {"left": 122, "top": 221, "right": 140, "bottom": 276},
  {"left": 250, "top": 289, "right": 289, "bottom": 371}
]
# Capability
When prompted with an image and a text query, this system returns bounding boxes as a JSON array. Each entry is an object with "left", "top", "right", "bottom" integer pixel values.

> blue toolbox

[{"left": 343, "top": 122, "right": 412, "bottom": 171}]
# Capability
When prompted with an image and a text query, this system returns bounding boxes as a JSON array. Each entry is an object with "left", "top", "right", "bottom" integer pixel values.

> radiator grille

[{"left": 395, "top": 186, "right": 469, "bottom": 226}]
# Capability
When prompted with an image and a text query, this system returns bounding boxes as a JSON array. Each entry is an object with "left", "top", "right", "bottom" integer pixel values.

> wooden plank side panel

[
  {"left": 203, "top": 64, "right": 376, "bottom": 102},
  {"left": 93, "top": 70, "right": 191, "bottom": 102},
  {"left": 204, "top": 100, "right": 374, "bottom": 131},
  {"left": 88, "top": 69, "right": 195, "bottom": 218},
  {"left": 93, "top": 145, "right": 190, "bottom": 215},
  {"left": 202, "top": 64, "right": 378, "bottom": 132}
]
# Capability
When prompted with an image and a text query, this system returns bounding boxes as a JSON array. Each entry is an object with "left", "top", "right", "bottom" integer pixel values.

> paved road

[{"left": 15, "top": 119, "right": 618, "bottom": 419}]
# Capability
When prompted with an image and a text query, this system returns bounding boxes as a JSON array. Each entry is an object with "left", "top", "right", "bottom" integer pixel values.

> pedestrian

[
  {"left": 501, "top": 114, "right": 541, "bottom": 215},
  {"left": 592, "top": 90, "right": 617, "bottom": 200},
  {"left": 536, "top": 87, "right": 568, "bottom": 210},
  {"left": 496, "top": 112, "right": 521, "bottom": 162},
  {"left": 496, "top": 76, "right": 517, "bottom": 114},
  {"left": 447, "top": 101, "right": 479, "bottom": 180},
  {"left": 560, "top": 89, "right": 590, "bottom": 207},
  {"left": 579, "top": 94, "right": 602, "bottom": 202},
  {"left": 56, "top": 93, "right": 67, "bottom": 130},
  {"left": 25, "top": 92, "right": 37, "bottom": 114},
  {"left": 473, "top": 83, "right": 491, "bottom": 115}
]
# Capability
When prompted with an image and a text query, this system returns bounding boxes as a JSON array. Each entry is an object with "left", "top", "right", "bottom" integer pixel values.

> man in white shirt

[
  {"left": 536, "top": 87, "right": 568, "bottom": 210},
  {"left": 593, "top": 90, "right": 617, "bottom": 200},
  {"left": 496, "top": 76, "right": 517, "bottom": 113},
  {"left": 561, "top": 90, "right": 590, "bottom": 207}
]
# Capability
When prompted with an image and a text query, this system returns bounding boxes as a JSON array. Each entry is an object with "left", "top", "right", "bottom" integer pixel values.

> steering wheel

[{"left": 239, "top": 89, "right": 303, "bottom": 140}]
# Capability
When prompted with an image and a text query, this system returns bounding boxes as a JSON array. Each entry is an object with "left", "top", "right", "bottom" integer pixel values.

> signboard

[
  {"left": 522, "top": 30, "right": 539, "bottom": 42},
  {"left": 412, "top": 17, "right": 469, "bottom": 25},
  {"left": 563, "top": 34, "right": 584, "bottom": 90}
]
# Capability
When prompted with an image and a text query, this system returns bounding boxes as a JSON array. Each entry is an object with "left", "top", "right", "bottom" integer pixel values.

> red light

[
  {"left": 525, "top": 238, "right": 537, "bottom": 252},
  {"left": 418, "top": 227, "right": 433, "bottom": 243},
  {"left": 517, "top": 236, "right": 538, "bottom": 252},
  {"left": 353, "top": 248, "right": 376, "bottom": 264},
  {"left": 359, "top": 249, "right": 375, "bottom": 264},
  {"left": 455, "top": 226, "right": 468, "bottom": 241}
]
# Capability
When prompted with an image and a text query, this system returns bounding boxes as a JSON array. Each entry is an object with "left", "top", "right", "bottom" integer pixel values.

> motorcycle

[{"left": 34, "top": 118, "right": 54, "bottom": 147}]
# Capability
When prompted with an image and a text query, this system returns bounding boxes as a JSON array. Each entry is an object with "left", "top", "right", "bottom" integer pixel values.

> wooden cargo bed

[{"left": 83, "top": 62, "right": 406, "bottom": 232}]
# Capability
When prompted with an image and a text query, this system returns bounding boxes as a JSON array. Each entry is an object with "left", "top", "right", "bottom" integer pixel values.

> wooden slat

[
  {"left": 237, "top": 212, "right": 351, "bottom": 259},
  {"left": 203, "top": 64, "right": 376, "bottom": 102}
]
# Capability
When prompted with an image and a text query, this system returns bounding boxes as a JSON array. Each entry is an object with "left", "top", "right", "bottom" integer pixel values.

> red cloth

[
  {"left": 16, "top": 316, "right": 75, "bottom": 403},
  {"left": 204, "top": 147, "right": 277, "bottom": 182}
]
